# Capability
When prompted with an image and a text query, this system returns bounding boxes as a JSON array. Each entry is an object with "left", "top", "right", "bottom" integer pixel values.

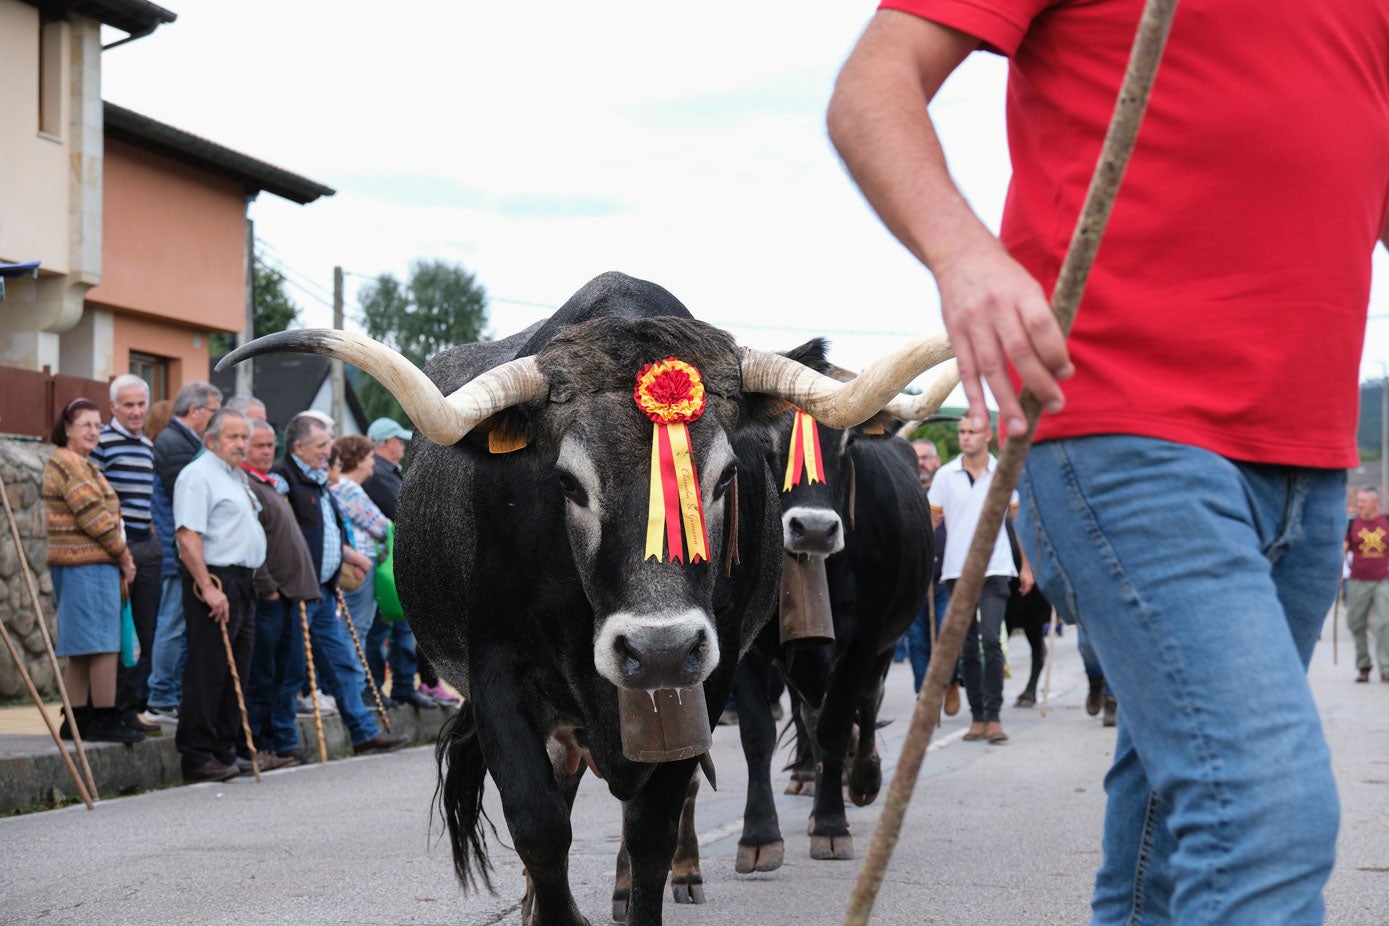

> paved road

[{"left": 2, "top": 630, "right": 1385, "bottom": 925}]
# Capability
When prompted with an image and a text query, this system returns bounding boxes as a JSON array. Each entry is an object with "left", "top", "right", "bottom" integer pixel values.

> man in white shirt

[
  {"left": 928, "top": 420, "right": 1032, "bottom": 743},
  {"left": 173, "top": 409, "right": 266, "bottom": 782}
]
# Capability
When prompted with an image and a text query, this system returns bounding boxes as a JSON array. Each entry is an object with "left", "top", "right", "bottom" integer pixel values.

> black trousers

[
  {"left": 176, "top": 565, "right": 256, "bottom": 772},
  {"left": 116, "top": 534, "right": 163, "bottom": 715}
]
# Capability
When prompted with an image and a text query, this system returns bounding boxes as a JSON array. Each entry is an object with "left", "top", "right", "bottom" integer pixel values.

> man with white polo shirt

[{"left": 928, "top": 420, "right": 1032, "bottom": 744}]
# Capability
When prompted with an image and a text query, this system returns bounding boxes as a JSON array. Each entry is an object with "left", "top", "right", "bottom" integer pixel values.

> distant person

[
  {"left": 89, "top": 375, "right": 162, "bottom": 737},
  {"left": 275, "top": 414, "right": 407, "bottom": 755},
  {"left": 144, "top": 382, "right": 222, "bottom": 725},
  {"left": 172, "top": 408, "right": 264, "bottom": 781},
  {"left": 241, "top": 418, "right": 315, "bottom": 770},
  {"left": 928, "top": 420, "right": 1031, "bottom": 743},
  {"left": 912, "top": 438, "right": 942, "bottom": 489},
  {"left": 1344, "top": 487, "right": 1389, "bottom": 683},
  {"left": 42, "top": 398, "right": 141, "bottom": 744}
]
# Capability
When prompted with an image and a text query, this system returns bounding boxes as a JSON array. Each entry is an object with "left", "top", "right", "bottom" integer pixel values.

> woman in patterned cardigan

[{"left": 43, "top": 398, "right": 141, "bottom": 744}]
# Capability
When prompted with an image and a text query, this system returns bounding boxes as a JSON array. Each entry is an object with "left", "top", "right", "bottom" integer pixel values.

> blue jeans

[
  {"left": 244, "top": 596, "right": 306, "bottom": 754},
  {"left": 287, "top": 589, "right": 380, "bottom": 745},
  {"left": 1018, "top": 435, "right": 1341, "bottom": 926},
  {"left": 365, "top": 614, "right": 423, "bottom": 700},
  {"left": 905, "top": 582, "right": 952, "bottom": 693},
  {"left": 145, "top": 575, "right": 187, "bottom": 709}
]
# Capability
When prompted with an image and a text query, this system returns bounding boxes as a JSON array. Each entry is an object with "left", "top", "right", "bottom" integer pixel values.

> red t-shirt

[
  {"left": 1347, "top": 515, "right": 1389, "bottom": 581},
  {"left": 879, "top": 0, "right": 1389, "bottom": 468}
]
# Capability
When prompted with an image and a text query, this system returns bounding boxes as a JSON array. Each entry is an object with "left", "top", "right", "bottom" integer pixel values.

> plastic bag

[
  {"left": 374, "top": 522, "right": 405, "bottom": 624},
  {"left": 119, "top": 598, "right": 138, "bottom": 668}
]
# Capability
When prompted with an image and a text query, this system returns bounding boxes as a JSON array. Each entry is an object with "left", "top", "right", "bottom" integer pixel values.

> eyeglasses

[{"left": 68, "top": 421, "right": 103, "bottom": 431}]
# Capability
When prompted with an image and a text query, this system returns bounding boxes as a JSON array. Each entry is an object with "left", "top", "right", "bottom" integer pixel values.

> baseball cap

[{"left": 367, "top": 417, "right": 412, "bottom": 442}]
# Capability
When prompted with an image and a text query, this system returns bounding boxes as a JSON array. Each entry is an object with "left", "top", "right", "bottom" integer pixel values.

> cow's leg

[
  {"left": 782, "top": 644, "right": 831, "bottom": 797},
  {"left": 807, "top": 639, "right": 876, "bottom": 861},
  {"left": 1015, "top": 604, "right": 1046, "bottom": 707},
  {"left": 847, "top": 654, "right": 893, "bottom": 807},
  {"left": 611, "top": 842, "right": 631, "bottom": 923},
  {"left": 473, "top": 657, "right": 588, "bottom": 926},
  {"left": 732, "top": 653, "right": 785, "bottom": 873},
  {"left": 621, "top": 758, "right": 699, "bottom": 926},
  {"left": 670, "top": 773, "right": 706, "bottom": 903}
]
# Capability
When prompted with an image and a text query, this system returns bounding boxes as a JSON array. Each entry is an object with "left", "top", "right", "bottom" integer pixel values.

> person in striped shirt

[{"left": 90, "top": 374, "right": 163, "bottom": 737}]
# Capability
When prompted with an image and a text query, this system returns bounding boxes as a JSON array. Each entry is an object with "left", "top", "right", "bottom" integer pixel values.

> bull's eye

[
  {"left": 556, "top": 470, "right": 589, "bottom": 507},
  {"left": 714, "top": 464, "right": 737, "bottom": 500}
]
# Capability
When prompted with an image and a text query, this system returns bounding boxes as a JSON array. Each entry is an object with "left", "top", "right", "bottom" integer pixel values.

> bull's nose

[
  {"left": 611, "top": 625, "right": 710, "bottom": 690},
  {"left": 785, "top": 507, "right": 844, "bottom": 556}
]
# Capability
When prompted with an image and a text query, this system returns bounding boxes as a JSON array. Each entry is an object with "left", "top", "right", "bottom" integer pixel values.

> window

[
  {"left": 130, "top": 353, "right": 169, "bottom": 402},
  {"left": 38, "top": 19, "right": 62, "bottom": 139}
]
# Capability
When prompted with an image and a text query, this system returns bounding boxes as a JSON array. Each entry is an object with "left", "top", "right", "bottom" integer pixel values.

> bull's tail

[{"left": 433, "top": 701, "right": 496, "bottom": 892}]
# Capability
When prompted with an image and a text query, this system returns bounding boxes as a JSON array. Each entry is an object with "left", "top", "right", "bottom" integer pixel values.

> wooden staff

[
  {"left": 193, "top": 575, "right": 260, "bottom": 782},
  {"left": 1040, "top": 608, "right": 1060, "bottom": 718},
  {"left": 333, "top": 587, "right": 392, "bottom": 732},
  {"left": 844, "top": 3, "right": 1180, "bottom": 923},
  {"left": 0, "top": 605, "right": 94, "bottom": 809},
  {"left": 1, "top": 474, "right": 98, "bottom": 800},
  {"left": 299, "top": 600, "right": 328, "bottom": 764},
  {"left": 1332, "top": 586, "right": 1340, "bottom": 664}
]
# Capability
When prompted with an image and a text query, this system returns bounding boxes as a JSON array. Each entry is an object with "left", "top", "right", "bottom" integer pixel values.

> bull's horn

[
  {"left": 215, "top": 329, "right": 548, "bottom": 445},
  {"left": 741, "top": 333, "right": 953, "bottom": 428},
  {"left": 883, "top": 360, "right": 960, "bottom": 422}
]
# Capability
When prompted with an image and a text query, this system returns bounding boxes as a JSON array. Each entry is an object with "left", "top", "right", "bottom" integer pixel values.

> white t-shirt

[{"left": 927, "top": 454, "right": 1018, "bottom": 581}]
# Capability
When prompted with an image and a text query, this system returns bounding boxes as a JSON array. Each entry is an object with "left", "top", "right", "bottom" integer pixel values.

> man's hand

[
  {"left": 118, "top": 551, "right": 137, "bottom": 585},
  {"left": 934, "top": 234, "right": 1072, "bottom": 437},
  {"left": 201, "top": 581, "right": 230, "bottom": 623},
  {"left": 1018, "top": 563, "right": 1035, "bottom": 597},
  {"left": 343, "top": 547, "right": 372, "bottom": 576}
]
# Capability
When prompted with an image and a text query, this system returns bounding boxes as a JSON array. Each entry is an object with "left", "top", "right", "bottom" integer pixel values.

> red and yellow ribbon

[
  {"left": 635, "top": 358, "right": 709, "bottom": 564},
  {"left": 783, "top": 408, "right": 826, "bottom": 492}
]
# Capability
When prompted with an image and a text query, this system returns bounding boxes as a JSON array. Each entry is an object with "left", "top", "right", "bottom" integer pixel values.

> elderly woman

[
  {"left": 330, "top": 435, "right": 434, "bottom": 709},
  {"left": 43, "top": 398, "right": 142, "bottom": 744}
]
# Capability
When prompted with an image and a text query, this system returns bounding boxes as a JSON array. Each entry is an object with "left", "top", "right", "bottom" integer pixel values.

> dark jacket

[
  {"left": 272, "top": 454, "right": 348, "bottom": 590},
  {"left": 245, "top": 468, "right": 321, "bottom": 602},
  {"left": 362, "top": 454, "right": 403, "bottom": 520},
  {"left": 151, "top": 479, "right": 178, "bottom": 580},
  {"left": 153, "top": 418, "right": 203, "bottom": 498}
]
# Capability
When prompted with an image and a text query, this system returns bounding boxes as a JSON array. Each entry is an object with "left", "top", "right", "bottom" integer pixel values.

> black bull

[
  {"left": 731, "top": 387, "right": 933, "bottom": 870},
  {"left": 216, "top": 272, "right": 949, "bottom": 926}
]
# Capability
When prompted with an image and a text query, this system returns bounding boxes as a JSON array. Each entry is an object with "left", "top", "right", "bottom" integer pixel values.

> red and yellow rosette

[
  {"left": 635, "top": 358, "right": 709, "bottom": 564},
  {"left": 783, "top": 408, "right": 826, "bottom": 492}
]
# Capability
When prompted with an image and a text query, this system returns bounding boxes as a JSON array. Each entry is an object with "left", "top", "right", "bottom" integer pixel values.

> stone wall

[{"left": 0, "top": 437, "right": 58, "bottom": 700}]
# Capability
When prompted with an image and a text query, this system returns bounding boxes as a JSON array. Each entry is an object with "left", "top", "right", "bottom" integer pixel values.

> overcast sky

[{"left": 101, "top": 1, "right": 1389, "bottom": 401}]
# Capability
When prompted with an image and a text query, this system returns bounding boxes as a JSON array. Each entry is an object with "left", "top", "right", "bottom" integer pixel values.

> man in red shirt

[
  {"left": 1343, "top": 488, "right": 1389, "bottom": 683},
  {"left": 827, "top": 2, "right": 1386, "bottom": 923}
]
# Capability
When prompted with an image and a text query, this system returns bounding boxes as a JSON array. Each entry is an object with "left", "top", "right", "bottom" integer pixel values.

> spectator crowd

[{"left": 41, "top": 377, "right": 457, "bottom": 783}]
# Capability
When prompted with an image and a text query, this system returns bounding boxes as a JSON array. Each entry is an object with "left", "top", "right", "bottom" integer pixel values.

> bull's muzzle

[
  {"left": 595, "top": 609, "right": 719, "bottom": 690},
  {"left": 783, "top": 506, "right": 845, "bottom": 556}
]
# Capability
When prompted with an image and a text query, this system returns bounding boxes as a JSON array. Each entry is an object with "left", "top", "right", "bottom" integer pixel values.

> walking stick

[
  {"left": 1040, "top": 608, "right": 1060, "bottom": 718},
  {"left": 1, "top": 475, "right": 99, "bottom": 800},
  {"left": 1332, "top": 585, "right": 1340, "bottom": 665},
  {"left": 299, "top": 600, "right": 328, "bottom": 764},
  {"left": 193, "top": 575, "right": 260, "bottom": 782},
  {"left": 334, "top": 587, "right": 392, "bottom": 732},
  {"left": 0, "top": 608, "right": 94, "bottom": 809},
  {"left": 844, "top": 3, "right": 1180, "bottom": 923}
]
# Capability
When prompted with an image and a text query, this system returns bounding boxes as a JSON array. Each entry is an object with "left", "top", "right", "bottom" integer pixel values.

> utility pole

[
  {"left": 332, "top": 265, "right": 345, "bottom": 434},
  {"left": 236, "top": 218, "right": 254, "bottom": 397}
]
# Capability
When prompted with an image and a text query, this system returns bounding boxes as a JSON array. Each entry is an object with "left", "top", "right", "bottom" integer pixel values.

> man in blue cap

[{"left": 363, "top": 417, "right": 411, "bottom": 517}]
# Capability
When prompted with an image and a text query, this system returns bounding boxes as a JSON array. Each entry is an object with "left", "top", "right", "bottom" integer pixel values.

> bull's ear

[
  {"left": 464, "top": 408, "right": 534, "bottom": 454},
  {"left": 738, "top": 337, "right": 832, "bottom": 427},
  {"left": 783, "top": 337, "right": 832, "bottom": 375}
]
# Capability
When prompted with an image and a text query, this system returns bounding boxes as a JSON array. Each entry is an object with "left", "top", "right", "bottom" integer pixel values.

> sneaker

[
  {"left": 317, "top": 691, "right": 338, "bottom": 713},
  {"left": 419, "top": 682, "right": 460, "bottom": 705},
  {"left": 296, "top": 693, "right": 339, "bottom": 716},
  {"left": 140, "top": 706, "right": 179, "bottom": 726}
]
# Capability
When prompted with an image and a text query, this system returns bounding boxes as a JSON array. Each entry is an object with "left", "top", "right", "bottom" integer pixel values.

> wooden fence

[{"left": 0, "top": 366, "right": 109, "bottom": 439}]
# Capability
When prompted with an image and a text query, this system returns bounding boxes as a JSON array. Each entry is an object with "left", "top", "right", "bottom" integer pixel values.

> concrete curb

[{"left": 0, "top": 701, "right": 457, "bottom": 813}]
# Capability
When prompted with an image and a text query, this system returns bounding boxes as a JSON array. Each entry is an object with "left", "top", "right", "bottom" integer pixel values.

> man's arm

[
  {"left": 827, "top": 10, "right": 1071, "bottom": 436},
  {"left": 176, "top": 526, "right": 229, "bottom": 622}
]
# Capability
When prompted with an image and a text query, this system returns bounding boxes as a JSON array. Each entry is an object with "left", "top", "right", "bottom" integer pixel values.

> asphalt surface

[{"left": 2, "top": 630, "right": 1386, "bottom": 925}]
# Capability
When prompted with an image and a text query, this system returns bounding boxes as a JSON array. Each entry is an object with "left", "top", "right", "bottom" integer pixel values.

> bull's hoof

[
  {"left": 671, "top": 874, "right": 706, "bottom": 905},
  {"left": 1015, "top": 692, "right": 1037, "bottom": 708},
  {"left": 784, "top": 777, "right": 815, "bottom": 797},
  {"left": 611, "top": 889, "right": 628, "bottom": 923},
  {"left": 809, "top": 833, "right": 855, "bottom": 860},
  {"left": 735, "top": 840, "right": 785, "bottom": 873},
  {"left": 848, "top": 786, "right": 879, "bottom": 807}
]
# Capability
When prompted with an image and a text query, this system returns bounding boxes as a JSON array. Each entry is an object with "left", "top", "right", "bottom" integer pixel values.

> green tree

[
  {"left": 354, "top": 259, "right": 490, "bottom": 424},
  {"left": 210, "top": 259, "right": 301, "bottom": 357}
]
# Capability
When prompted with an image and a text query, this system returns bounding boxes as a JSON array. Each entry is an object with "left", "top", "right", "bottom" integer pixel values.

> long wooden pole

[
  {"left": 0, "top": 610, "right": 94, "bottom": 809},
  {"left": 299, "top": 600, "right": 328, "bottom": 764},
  {"left": 0, "top": 475, "right": 99, "bottom": 799},
  {"left": 844, "top": 2, "right": 1180, "bottom": 922},
  {"left": 334, "top": 588, "right": 392, "bottom": 731}
]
